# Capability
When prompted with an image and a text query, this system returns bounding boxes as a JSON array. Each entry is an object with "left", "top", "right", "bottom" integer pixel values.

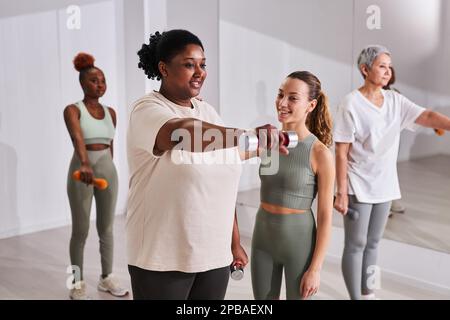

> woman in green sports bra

[
  {"left": 63, "top": 52, "right": 128, "bottom": 300},
  {"left": 251, "top": 71, "right": 335, "bottom": 300}
]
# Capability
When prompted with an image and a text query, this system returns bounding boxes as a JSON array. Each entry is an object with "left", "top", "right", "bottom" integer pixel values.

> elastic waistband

[
  {"left": 257, "top": 206, "right": 313, "bottom": 224},
  {"left": 85, "top": 148, "right": 110, "bottom": 155},
  {"left": 73, "top": 149, "right": 112, "bottom": 166},
  {"left": 260, "top": 189, "right": 314, "bottom": 210}
]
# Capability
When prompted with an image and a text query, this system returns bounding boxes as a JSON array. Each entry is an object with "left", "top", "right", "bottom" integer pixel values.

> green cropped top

[
  {"left": 259, "top": 134, "right": 318, "bottom": 210},
  {"left": 75, "top": 101, "right": 115, "bottom": 145}
]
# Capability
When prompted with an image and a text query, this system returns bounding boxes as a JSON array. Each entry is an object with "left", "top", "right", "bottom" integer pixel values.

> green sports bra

[
  {"left": 259, "top": 134, "right": 318, "bottom": 210},
  {"left": 75, "top": 101, "right": 115, "bottom": 145}
]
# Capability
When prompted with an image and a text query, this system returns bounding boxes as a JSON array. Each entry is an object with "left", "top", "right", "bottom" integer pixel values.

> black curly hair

[{"left": 137, "top": 29, "right": 204, "bottom": 80}]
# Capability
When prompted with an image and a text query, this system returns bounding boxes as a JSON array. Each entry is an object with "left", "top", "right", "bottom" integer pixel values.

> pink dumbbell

[{"left": 240, "top": 130, "right": 298, "bottom": 151}]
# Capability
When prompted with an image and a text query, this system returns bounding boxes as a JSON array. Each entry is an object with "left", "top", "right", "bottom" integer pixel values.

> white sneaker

[
  {"left": 69, "top": 281, "right": 91, "bottom": 300},
  {"left": 97, "top": 274, "right": 129, "bottom": 297},
  {"left": 361, "top": 293, "right": 378, "bottom": 300},
  {"left": 390, "top": 200, "right": 405, "bottom": 213}
]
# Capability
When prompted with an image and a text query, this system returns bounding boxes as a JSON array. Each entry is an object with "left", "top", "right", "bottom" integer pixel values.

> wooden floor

[
  {"left": 0, "top": 219, "right": 130, "bottom": 300},
  {"left": 0, "top": 214, "right": 449, "bottom": 300},
  {"left": 230, "top": 236, "right": 450, "bottom": 300},
  {"left": 2, "top": 155, "right": 450, "bottom": 300}
]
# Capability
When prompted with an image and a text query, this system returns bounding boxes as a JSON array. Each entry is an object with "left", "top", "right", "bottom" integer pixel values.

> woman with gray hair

[{"left": 333, "top": 45, "right": 450, "bottom": 300}]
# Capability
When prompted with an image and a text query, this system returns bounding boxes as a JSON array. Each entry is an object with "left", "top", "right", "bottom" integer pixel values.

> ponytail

[
  {"left": 306, "top": 90, "right": 333, "bottom": 147},
  {"left": 287, "top": 71, "right": 333, "bottom": 147}
]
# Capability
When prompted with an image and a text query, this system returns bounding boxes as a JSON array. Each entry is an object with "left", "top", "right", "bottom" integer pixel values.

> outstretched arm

[
  {"left": 415, "top": 110, "right": 450, "bottom": 131},
  {"left": 155, "top": 119, "right": 288, "bottom": 156}
]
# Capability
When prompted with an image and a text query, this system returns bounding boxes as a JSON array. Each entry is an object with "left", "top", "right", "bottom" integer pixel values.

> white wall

[
  {"left": 0, "top": 0, "right": 128, "bottom": 238},
  {"left": 220, "top": 0, "right": 354, "bottom": 190},
  {"left": 124, "top": 0, "right": 147, "bottom": 111},
  {"left": 430, "top": 0, "right": 450, "bottom": 155},
  {"left": 2, "top": 0, "right": 450, "bottom": 237},
  {"left": 352, "top": 0, "right": 450, "bottom": 161},
  {"left": 0, "top": 0, "right": 102, "bottom": 18},
  {"left": 0, "top": 9, "right": 62, "bottom": 237},
  {"left": 220, "top": 0, "right": 450, "bottom": 190},
  {"left": 0, "top": 0, "right": 220, "bottom": 238},
  {"left": 144, "top": 0, "right": 168, "bottom": 93}
]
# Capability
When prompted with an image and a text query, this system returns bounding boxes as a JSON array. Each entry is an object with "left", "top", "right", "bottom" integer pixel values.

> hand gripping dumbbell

[
  {"left": 239, "top": 130, "right": 299, "bottom": 152},
  {"left": 230, "top": 263, "right": 244, "bottom": 280},
  {"left": 72, "top": 170, "right": 108, "bottom": 190}
]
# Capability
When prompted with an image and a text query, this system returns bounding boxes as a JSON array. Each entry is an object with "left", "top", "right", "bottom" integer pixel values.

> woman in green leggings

[
  {"left": 64, "top": 52, "right": 128, "bottom": 300},
  {"left": 251, "top": 71, "right": 335, "bottom": 300}
]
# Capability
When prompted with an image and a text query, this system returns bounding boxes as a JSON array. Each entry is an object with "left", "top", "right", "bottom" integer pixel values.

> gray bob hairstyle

[{"left": 357, "top": 45, "right": 391, "bottom": 77}]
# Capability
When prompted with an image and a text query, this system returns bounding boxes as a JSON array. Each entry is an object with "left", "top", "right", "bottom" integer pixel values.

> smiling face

[
  {"left": 361, "top": 53, "right": 392, "bottom": 87},
  {"left": 81, "top": 68, "right": 106, "bottom": 98},
  {"left": 159, "top": 44, "right": 207, "bottom": 100},
  {"left": 276, "top": 77, "right": 317, "bottom": 126}
]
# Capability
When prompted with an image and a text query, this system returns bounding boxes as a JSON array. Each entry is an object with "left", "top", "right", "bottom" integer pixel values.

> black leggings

[{"left": 128, "top": 265, "right": 230, "bottom": 300}]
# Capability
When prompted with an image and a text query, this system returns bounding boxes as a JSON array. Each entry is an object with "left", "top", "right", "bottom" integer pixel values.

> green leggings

[
  {"left": 67, "top": 149, "right": 118, "bottom": 280},
  {"left": 251, "top": 207, "right": 316, "bottom": 300}
]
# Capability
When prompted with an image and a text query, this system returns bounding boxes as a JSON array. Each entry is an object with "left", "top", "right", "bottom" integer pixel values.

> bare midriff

[
  {"left": 260, "top": 202, "right": 307, "bottom": 214},
  {"left": 86, "top": 144, "right": 110, "bottom": 151}
]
